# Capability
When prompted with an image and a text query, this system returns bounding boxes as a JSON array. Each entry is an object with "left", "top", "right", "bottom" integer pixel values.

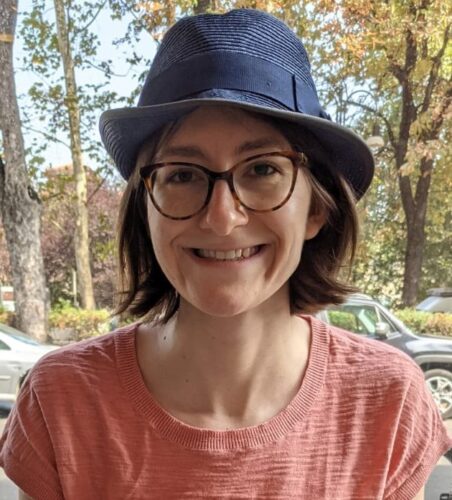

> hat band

[{"left": 138, "top": 52, "right": 329, "bottom": 119}]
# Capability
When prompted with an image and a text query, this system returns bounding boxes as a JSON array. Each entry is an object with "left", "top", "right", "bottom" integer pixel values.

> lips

[{"left": 193, "top": 245, "right": 262, "bottom": 261}]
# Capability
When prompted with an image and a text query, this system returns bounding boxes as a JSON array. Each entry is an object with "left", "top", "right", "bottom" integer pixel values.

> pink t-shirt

[{"left": 1, "top": 317, "right": 451, "bottom": 499}]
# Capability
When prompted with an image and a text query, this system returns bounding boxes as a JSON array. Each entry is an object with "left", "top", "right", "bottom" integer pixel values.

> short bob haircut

[{"left": 115, "top": 108, "right": 359, "bottom": 323}]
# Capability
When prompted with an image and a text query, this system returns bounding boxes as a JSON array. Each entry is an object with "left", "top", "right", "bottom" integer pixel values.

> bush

[
  {"left": 423, "top": 313, "right": 452, "bottom": 337},
  {"left": 49, "top": 300, "right": 111, "bottom": 341},
  {"left": 395, "top": 309, "right": 452, "bottom": 337},
  {"left": 0, "top": 306, "right": 14, "bottom": 326},
  {"left": 328, "top": 310, "right": 357, "bottom": 332}
]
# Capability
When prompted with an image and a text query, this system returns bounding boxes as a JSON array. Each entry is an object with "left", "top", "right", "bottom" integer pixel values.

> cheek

[
  {"left": 147, "top": 204, "right": 187, "bottom": 284},
  {"left": 280, "top": 185, "right": 312, "bottom": 243},
  {"left": 147, "top": 206, "right": 173, "bottom": 271},
  {"left": 276, "top": 187, "right": 313, "bottom": 270}
]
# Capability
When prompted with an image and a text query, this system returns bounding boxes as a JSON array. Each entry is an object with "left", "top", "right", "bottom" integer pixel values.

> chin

[{"left": 183, "top": 292, "right": 261, "bottom": 318}]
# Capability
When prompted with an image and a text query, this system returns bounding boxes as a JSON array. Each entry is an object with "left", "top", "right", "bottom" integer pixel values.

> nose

[{"left": 199, "top": 180, "right": 249, "bottom": 235}]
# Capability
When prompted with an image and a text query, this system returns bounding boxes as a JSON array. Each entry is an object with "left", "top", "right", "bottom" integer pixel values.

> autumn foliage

[
  {"left": 1, "top": 0, "right": 450, "bottom": 328},
  {"left": 40, "top": 165, "right": 121, "bottom": 309}
]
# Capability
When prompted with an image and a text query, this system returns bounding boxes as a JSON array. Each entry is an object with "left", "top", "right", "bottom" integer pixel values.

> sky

[{"left": 14, "top": 0, "right": 157, "bottom": 171}]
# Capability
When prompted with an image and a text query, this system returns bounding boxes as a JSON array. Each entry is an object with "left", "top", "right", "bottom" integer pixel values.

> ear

[{"left": 305, "top": 211, "right": 327, "bottom": 240}]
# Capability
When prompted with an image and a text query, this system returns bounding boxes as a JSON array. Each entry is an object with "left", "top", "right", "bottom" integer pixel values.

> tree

[
  {"left": 52, "top": 0, "right": 95, "bottom": 309},
  {"left": 0, "top": 0, "right": 48, "bottom": 341},
  {"left": 308, "top": 0, "right": 451, "bottom": 305},
  {"left": 40, "top": 165, "right": 121, "bottom": 309},
  {"left": 20, "top": 0, "right": 132, "bottom": 310},
  {"left": 0, "top": 222, "right": 12, "bottom": 284},
  {"left": 17, "top": 0, "right": 446, "bottom": 308}
]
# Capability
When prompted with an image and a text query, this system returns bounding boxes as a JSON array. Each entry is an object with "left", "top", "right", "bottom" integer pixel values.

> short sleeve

[
  {"left": 384, "top": 362, "right": 452, "bottom": 499},
  {"left": 0, "top": 370, "right": 64, "bottom": 500}
]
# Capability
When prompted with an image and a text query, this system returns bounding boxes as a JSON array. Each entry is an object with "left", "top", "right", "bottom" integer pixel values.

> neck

[{"left": 139, "top": 293, "right": 311, "bottom": 428}]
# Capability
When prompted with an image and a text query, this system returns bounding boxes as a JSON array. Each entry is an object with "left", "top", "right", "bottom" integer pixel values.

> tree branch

[
  {"left": 389, "top": 28, "right": 418, "bottom": 167},
  {"left": 420, "top": 86, "right": 452, "bottom": 141},
  {"left": 74, "top": 0, "right": 108, "bottom": 35},
  {"left": 346, "top": 100, "right": 397, "bottom": 150},
  {"left": 82, "top": 58, "right": 131, "bottom": 77},
  {"left": 421, "top": 23, "right": 451, "bottom": 114},
  {"left": 398, "top": 175, "right": 415, "bottom": 224},
  {"left": 87, "top": 174, "right": 108, "bottom": 203},
  {"left": 22, "top": 124, "right": 70, "bottom": 149}
]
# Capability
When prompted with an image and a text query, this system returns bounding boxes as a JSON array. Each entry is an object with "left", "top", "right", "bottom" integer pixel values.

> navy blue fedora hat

[{"left": 99, "top": 9, "right": 374, "bottom": 198}]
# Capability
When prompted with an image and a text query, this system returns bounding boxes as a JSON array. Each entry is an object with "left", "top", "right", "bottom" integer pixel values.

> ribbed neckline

[{"left": 115, "top": 316, "right": 330, "bottom": 450}]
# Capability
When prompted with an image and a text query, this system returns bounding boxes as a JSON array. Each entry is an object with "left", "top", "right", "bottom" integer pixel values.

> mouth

[{"left": 191, "top": 245, "right": 263, "bottom": 262}]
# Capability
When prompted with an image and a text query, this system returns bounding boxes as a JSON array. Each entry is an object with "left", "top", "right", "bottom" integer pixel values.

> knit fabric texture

[{"left": 1, "top": 317, "right": 450, "bottom": 499}]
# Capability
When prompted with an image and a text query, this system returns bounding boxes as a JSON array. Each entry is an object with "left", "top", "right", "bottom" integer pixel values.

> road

[{"left": 0, "top": 415, "right": 451, "bottom": 499}]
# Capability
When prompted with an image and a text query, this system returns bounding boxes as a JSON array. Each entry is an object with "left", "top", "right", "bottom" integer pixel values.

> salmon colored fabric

[{"left": 1, "top": 316, "right": 451, "bottom": 499}]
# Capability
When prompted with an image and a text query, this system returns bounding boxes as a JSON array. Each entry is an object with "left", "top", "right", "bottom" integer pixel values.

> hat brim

[{"left": 99, "top": 97, "right": 374, "bottom": 199}]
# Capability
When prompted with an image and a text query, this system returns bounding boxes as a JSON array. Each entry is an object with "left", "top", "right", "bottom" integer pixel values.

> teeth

[{"left": 196, "top": 246, "right": 259, "bottom": 260}]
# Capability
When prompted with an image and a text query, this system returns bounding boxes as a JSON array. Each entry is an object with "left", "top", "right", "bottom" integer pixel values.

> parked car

[
  {"left": 0, "top": 323, "right": 58, "bottom": 408},
  {"left": 416, "top": 287, "right": 452, "bottom": 313},
  {"left": 317, "top": 294, "right": 452, "bottom": 419}
]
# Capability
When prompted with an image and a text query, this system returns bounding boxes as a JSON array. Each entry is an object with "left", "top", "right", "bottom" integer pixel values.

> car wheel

[{"left": 424, "top": 369, "right": 452, "bottom": 420}]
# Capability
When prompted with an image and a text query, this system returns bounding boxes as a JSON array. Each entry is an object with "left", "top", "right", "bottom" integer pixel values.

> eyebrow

[{"left": 158, "top": 137, "right": 288, "bottom": 161}]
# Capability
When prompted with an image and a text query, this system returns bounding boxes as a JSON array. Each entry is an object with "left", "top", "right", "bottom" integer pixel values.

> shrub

[
  {"left": 0, "top": 306, "right": 14, "bottom": 326},
  {"left": 423, "top": 313, "right": 452, "bottom": 337},
  {"left": 49, "top": 300, "right": 111, "bottom": 340},
  {"left": 395, "top": 309, "right": 452, "bottom": 337},
  {"left": 327, "top": 310, "right": 357, "bottom": 332}
]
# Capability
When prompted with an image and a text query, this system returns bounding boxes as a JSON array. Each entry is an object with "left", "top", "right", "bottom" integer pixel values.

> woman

[{"left": 2, "top": 9, "right": 451, "bottom": 500}]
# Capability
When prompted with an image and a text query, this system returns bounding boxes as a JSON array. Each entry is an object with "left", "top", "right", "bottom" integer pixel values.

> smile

[{"left": 193, "top": 246, "right": 262, "bottom": 261}]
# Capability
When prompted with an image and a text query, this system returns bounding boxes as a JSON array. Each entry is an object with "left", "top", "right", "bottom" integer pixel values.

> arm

[
  {"left": 412, "top": 487, "right": 424, "bottom": 500},
  {"left": 0, "top": 369, "right": 64, "bottom": 499}
]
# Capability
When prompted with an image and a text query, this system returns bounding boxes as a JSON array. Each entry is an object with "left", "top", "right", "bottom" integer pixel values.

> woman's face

[{"left": 145, "top": 106, "right": 324, "bottom": 317}]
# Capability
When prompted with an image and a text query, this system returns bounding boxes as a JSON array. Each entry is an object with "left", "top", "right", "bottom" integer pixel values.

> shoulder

[
  {"left": 28, "top": 324, "right": 138, "bottom": 393},
  {"left": 325, "top": 318, "right": 418, "bottom": 375},
  {"left": 310, "top": 316, "right": 423, "bottom": 397},
  {"left": 310, "top": 318, "right": 452, "bottom": 496}
]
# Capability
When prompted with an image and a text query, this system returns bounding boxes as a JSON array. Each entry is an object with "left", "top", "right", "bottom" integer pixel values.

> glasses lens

[
  {"left": 150, "top": 164, "right": 209, "bottom": 218},
  {"left": 234, "top": 155, "right": 295, "bottom": 210}
]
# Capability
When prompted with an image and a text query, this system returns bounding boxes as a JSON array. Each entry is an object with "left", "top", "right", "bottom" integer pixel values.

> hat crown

[
  {"left": 99, "top": 9, "right": 374, "bottom": 194},
  {"left": 148, "top": 9, "right": 316, "bottom": 92}
]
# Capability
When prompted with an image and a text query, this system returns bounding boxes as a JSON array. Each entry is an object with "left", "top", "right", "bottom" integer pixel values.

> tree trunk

[
  {"left": 402, "top": 226, "right": 425, "bottom": 306},
  {"left": 0, "top": 0, "right": 48, "bottom": 342},
  {"left": 53, "top": 0, "right": 95, "bottom": 309},
  {"left": 399, "top": 157, "right": 432, "bottom": 306},
  {"left": 391, "top": 20, "right": 443, "bottom": 307}
]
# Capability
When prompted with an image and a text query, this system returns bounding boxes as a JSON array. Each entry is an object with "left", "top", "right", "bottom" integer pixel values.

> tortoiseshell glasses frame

[{"left": 140, "top": 150, "right": 309, "bottom": 220}]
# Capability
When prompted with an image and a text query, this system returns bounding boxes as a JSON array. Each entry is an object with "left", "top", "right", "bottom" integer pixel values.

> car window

[
  {"left": 327, "top": 309, "right": 361, "bottom": 333},
  {"left": 327, "top": 305, "right": 379, "bottom": 335},
  {"left": 374, "top": 309, "right": 399, "bottom": 333},
  {"left": 0, "top": 339, "right": 11, "bottom": 350}
]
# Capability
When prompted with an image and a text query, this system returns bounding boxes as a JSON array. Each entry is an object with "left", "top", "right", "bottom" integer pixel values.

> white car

[
  {"left": 416, "top": 288, "right": 452, "bottom": 313},
  {"left": 0, "top": 323, "right": 58, "bottom": 406}
]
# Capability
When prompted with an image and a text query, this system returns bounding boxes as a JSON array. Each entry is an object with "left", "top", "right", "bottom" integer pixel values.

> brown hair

[{"left": 115, "top": 111, "right": 359, "bottom": 322}]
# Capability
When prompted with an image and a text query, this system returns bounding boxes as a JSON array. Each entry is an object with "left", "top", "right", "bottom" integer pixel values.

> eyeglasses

[{"left": 140, "top": 150, "right": 308, "bottom": 220}]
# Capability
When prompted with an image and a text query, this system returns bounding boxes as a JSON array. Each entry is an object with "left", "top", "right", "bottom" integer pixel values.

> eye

[
  {"left": 169, "top": 170, "right": 193, "bottom": 183},
  {"left": 164, "top": 167, "right": 204, "bottom": 184},
  {"left": 247, "top": 162, "right": 280, "bottom": 177}
]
